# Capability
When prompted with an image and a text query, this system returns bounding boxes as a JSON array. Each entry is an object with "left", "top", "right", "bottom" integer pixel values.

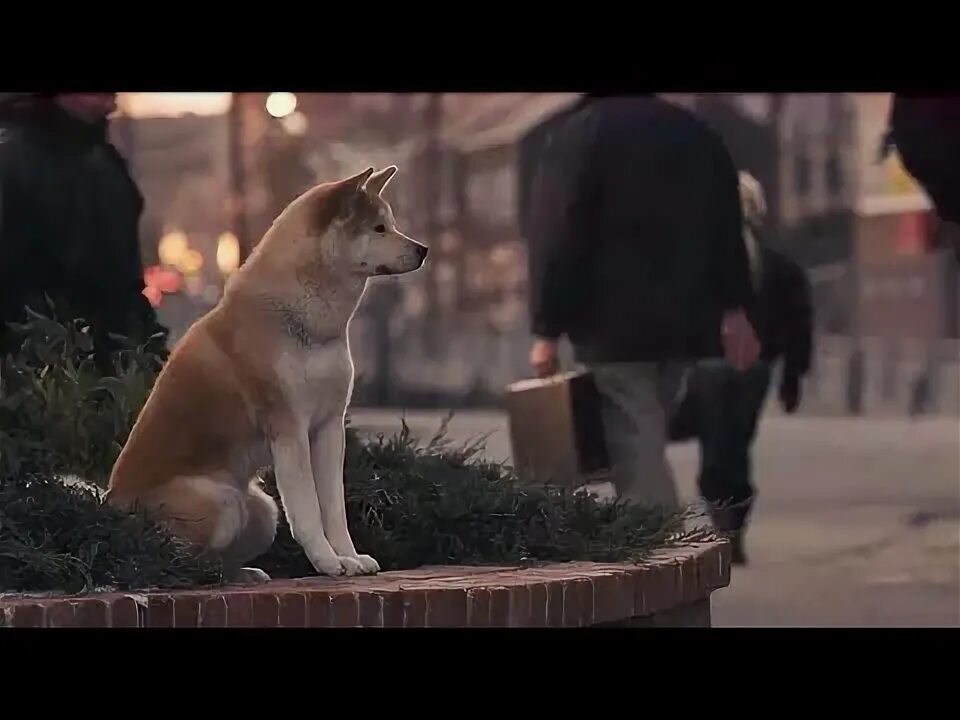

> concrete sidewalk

[{"left": 350, "top": 408, "right": 960, "bottom": 627}]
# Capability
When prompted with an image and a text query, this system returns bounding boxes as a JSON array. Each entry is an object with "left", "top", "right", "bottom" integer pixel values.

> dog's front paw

[
  {"left": 336, "top": 554, "right": 379, "bottom": 577},
  {"left": 311, "top": 555, "right": 347, "bottom": 577},
  {"left": 354, "top": 554, "right": 380, "bottom": 575},
  {"left": 310, "top": 553, "right": 380, "bottom": 577}
]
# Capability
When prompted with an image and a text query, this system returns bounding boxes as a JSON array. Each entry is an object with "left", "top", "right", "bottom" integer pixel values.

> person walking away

[
  {"left": 518, "top": 94, "right": 760, "bottom": 511},
  {"left": 0, "top": 92, "right": 167, "bottom": 372},
  {"left": 668, "top": 172, "right": 814, "bottom": 563}
]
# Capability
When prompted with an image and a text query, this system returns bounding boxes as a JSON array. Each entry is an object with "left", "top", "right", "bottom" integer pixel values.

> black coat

[
  {"left": 0, "top": 98, "right": 167, "bottom": 367},
  {"left": 518, "top": 95, "right": 754, "bottom": 363},
  {"left": 750, "top": 245, "right": 813, "bottom": 379}
]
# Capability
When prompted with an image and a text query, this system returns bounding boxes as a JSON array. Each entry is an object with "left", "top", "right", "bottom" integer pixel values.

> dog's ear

[
  {"left": 328, "top": 167, "right": 375, "bottom": 221},
  {"left": 343, "top": 167, "right": 375, "bottom": 192},
  {"left": 364, "top": 166, "right": 398, "bottom": 197}
]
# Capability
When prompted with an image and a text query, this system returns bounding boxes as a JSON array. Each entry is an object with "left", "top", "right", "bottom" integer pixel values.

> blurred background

[
  {"left": 114, "top": 92, "right": 959, "bottom": 418},
  {"left": 112, "top": 93, "right": 958, "bottom": 626}
]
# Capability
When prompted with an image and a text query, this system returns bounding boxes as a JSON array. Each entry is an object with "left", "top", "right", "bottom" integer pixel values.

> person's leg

[
  {"left": 590, "top": 362, "right": 683, "bottom": 511},
  {"left": 691, "top": 360, "right": 738, "bottom": 523},
  {"left": 695, "top": 360, "right": 770, "bottom": 563},
  {"left": 725, "top": 362, "right": 772, "bottom": 533}
]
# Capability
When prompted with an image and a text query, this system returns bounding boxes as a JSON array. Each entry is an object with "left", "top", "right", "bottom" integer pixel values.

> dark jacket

[
  {"left": 888, "top": 94, "right": 960, "bottom": 224},
  {"left": 518, "top": 95, "right": 754, "bottom": 363},
  {"left": 0, "top": 97, "right": 167, "bottom": 368},
  {"left": 750, "top": 245, "right": 813, "bottom": 380}
]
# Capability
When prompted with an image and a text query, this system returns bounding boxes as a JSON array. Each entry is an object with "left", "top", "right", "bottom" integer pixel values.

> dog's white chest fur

[{"left": 273, "top": 339, "right": 354, "bottom": 427}]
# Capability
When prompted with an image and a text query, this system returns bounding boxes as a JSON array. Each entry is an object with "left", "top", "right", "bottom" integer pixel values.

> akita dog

[{"left": 106, "top": 166, "right": 427, "bottom": 583}]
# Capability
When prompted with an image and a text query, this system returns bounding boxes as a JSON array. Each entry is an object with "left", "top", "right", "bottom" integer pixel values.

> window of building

[
  {"left": 437, "top": 152, "right": 459, "bottom": 225},
  {"left": 826, "top": 151, "right": 843, "bottom": 195},
  {"left": 794, "top": 148, "right": 811, "bottom": 197}
]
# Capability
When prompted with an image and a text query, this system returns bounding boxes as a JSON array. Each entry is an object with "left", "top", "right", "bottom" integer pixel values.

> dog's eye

[{"left": 374, "top": 224, "right": 387, "bottom": 234}]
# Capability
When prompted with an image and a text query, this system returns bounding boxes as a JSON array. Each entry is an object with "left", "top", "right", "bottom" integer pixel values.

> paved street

[{"left": 350, "top": 407, "right": 960, "bottom": 627}]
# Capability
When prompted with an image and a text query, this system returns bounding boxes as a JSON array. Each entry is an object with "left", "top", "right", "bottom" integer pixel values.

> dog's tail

[{"left": 56, "top": 473, "right": 106, "bottom": 501}]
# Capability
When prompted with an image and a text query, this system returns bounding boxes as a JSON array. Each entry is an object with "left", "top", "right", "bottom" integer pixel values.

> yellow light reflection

[
  {"left": 180, "top": 249, "right": 204, "bottom": 275},
  {"left": 217, "top": 232, "right": 241, "bottom": 275},
  {"left": 158, "top": 230, "right": 189, "bottom": 268}
]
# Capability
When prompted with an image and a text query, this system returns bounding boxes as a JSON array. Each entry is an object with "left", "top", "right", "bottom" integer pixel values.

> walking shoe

[
  {"left": 729, "top": 531, "right": 748, "bottom": 566},
  {"left": 708, "top": 505, "right": 750, "bottom": 565}
]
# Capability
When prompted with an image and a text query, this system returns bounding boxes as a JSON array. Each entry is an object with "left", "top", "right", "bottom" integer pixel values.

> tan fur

[{"left": 107, "top": 166, "right": 427, "bottom": 583}]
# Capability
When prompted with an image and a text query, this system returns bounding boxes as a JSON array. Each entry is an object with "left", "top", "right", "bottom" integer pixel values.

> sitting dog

[{"left": 105, "top": 166, "right": 428, "bottom": 583}]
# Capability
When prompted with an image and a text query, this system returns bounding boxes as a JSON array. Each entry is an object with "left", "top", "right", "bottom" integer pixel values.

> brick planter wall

[{"left": 0, "top": 541, "right": 730, "bottom": 628}]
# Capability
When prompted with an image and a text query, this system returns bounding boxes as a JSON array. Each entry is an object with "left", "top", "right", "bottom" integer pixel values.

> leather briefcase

[{"left": 505, "top": 370, "right": 610, "bottom": 486}]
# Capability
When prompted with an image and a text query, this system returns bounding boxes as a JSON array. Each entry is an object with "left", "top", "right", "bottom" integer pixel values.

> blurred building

[
  {"left": 687, "top": 93, "right": 956, "bottom": 340},
  {"left": 693, "top": 94, "right": 856, "bottom": 267}
]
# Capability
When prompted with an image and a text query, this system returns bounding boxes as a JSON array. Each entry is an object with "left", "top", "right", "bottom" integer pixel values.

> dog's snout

[{"left": 416, "top": 245, "right": 429, "bottom": 261}]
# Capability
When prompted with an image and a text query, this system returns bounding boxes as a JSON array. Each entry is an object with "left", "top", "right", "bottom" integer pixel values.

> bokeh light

[
  {"left": 158, "top": 230, "right": 189, "bottom": 268},
  {"left": 281, "top": 111, "right": 308, "bottom": 136},
  {"left": 216, "top": 232, "right": 241, "bottom": 275},
  {"left": 266, "top": 92, "right": 298, "bottom": 119}
]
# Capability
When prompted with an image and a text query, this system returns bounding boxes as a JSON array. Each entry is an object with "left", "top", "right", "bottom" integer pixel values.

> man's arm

[
  {"left": 780, "top": 256, "right": 814, "bottom": 381},
  {"left": 528, "top": 107, "right": 602, "bottom": 342},
  {"left": 765, "top": 249, "right": 813, "bottom": 413},
  {"left": 703, "top": 139, "right": 760, "bottom": 371}
]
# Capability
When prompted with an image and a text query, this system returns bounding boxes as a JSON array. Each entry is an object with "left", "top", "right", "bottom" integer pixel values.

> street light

[{"left": 266, "top": 92, "right": 298, "bottom": 119}]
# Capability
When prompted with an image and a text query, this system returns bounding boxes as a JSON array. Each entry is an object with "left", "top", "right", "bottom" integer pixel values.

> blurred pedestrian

[
  {"left": 668, "top": 172, "right": 814, "bottom": 563},
  {"left": 518, "top": 94, "right": 760, "bottom": 510},
  {"left": 0, "top": 93, "right": 167, "bottom": 371}
]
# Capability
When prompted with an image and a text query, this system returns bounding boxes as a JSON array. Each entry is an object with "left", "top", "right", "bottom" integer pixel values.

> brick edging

[{"left": 0, "top": 541, "right": 730, "bottom": 627}]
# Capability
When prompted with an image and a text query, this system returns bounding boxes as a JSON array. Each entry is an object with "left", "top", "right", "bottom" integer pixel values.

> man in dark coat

[
  {"left": 884, "top": 93, "right": 960, "bottom": 260},
  {"left": 668, "top": 172, "right": 814, "bottom": 564},
  {"left": 0, "top": 93, "right": 167, "bottom": 371},
  {"left": 518, "top": 94, "right": 759, "bottom": 509}
]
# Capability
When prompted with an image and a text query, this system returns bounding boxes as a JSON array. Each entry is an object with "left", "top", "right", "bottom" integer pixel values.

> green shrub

[
  {"left": 1, "top": 306, "right": 222, "bottom": 593},
  {"left": 0, "top": 473, "right": 222, "bottom": 594},
  {"left": 0, "top": 309, "right": 708, "bottom": 595},
  {"left": 0, "top": 305, "right": 160, "bottom": 486},
  {"left": 257, "top": 421, "right": 708, "bottom": 577}
]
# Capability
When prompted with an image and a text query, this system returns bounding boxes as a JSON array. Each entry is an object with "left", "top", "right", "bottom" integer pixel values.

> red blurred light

[{"left": 144, "top": 265, "right": 185, "bottom": 294}]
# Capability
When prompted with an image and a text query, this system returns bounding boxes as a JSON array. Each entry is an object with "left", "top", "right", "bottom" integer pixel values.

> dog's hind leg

[
  {"left": 137, "top": 476, "right": 279, "bottom": 586},
  {"left": 219, "top": 482, "right": 279, "bottom": 585}
]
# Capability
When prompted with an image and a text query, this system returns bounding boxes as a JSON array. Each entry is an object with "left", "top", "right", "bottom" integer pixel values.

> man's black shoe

[{"left": 729, "top": 532, "right": 748, "bottom": 566}]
